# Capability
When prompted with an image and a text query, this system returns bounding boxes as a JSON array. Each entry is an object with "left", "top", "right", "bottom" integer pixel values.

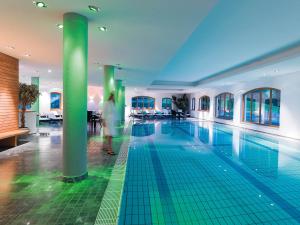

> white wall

[
  {"left": 39, "top": 86, "right": 103, "bottom": 115},
  {"left": 40, "top": 88, "right": 63, "bottom": 115},
  {"left": 125, "top": 89, "right": 174, "bottom": 120},
  {"left": 190, "top": 72, "right": 300, "bottom": 139}
]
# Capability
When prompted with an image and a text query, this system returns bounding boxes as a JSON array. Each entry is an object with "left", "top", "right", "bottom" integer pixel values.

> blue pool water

[{"left": 118, "top": 120, "right": 300, "bottom": 224}]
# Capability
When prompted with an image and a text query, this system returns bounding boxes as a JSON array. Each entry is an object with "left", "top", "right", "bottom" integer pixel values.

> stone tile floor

[{"left": 0, "top": 122, "right": 124, "bottom": 225}]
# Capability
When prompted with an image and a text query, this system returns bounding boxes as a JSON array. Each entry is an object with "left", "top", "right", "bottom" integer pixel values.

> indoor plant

[
  {"left": 172, "top": 94, "right": 189, "bottom": 114},
  {"left": 19, "top": 83, "right": 40, "bottom": 128}
]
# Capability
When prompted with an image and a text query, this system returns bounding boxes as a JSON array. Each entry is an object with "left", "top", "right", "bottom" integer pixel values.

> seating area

[
  {"left": 130, "top": 109, "right": 172, "bottom": 120},
  {"left": 0, "top": 129, "right": 29, "bottom": 148},
  {"left": 130, "top": 108, "right": 190, "bottom": 120},
  {"left": 39, "top": 111, "right": 63, "bottom": 122}
]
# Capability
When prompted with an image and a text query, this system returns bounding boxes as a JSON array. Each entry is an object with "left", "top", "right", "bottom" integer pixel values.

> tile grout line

[
  {"left": 176, "top": 121, "right": 300, "bottom": 224},
  {"left": 94, "top": 121, "right": 132, "bottom": 225}
]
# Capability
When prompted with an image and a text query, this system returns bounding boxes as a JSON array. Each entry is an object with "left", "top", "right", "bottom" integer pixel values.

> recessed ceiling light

[
  {"left": 88, "top": 5, "right": 100, "bottom": 12},
  {"left": 24, "top": 53, "right": 31, "bottom": 57},
  {"left": 48, "top": 69, "right": 52, "bottom": 73},
  {"left": 33, "top": 1, "right": 47, "bottom": 8},
  {"left": 98, "top": 26, "right": 107, "bottom": 32},
  {"left": 56, "top": 24, "right": 63, "bottom": 29}
]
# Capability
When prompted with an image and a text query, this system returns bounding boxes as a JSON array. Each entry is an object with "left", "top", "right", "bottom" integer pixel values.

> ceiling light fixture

[
  {"left": 98, "top": 26, "right": 107, "bottom": 32},
  {"left": 24, "top": 53, "right": 31, "bottom": 57},
  {"left": 48, "top": 69, "right": 52, "bottom": 73},
  {"left": 56, "top": 24, "right": 63, "bottom": 29},
  {"left": 88, "top": 5, "right": 100, "bottom": 12},
  {"left": 33, "top": 1, "right": 47, "bottom": 8}
]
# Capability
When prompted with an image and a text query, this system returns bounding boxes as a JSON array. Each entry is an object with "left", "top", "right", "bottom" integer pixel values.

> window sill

[{"left": 240, "top": 121, "right": 280, "bottom": 128}]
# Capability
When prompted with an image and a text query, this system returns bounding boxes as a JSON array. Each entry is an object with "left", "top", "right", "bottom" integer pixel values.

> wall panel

[{"left": 0, "top": 52, "right": 19, "bottom": 133}]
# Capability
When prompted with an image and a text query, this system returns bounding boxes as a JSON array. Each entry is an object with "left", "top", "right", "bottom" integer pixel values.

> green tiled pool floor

[{"left": 0, "top": 123, "right": 124, "bottom": 225}]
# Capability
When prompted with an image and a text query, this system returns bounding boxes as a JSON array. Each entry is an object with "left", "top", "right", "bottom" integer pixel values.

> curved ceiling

[{"left": 0, "top": 0, "right": 217, "bottom": 87}]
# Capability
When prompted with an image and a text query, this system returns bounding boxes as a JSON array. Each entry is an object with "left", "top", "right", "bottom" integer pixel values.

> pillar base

[{"left": 62, "top": 172, "right": 88, "bottom": 183}]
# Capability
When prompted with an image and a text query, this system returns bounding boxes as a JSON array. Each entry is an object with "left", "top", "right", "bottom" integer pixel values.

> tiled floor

[
  {"left": 118, "top": 120, "right": 300, "bottom": 225},
  {"left": 0, "top": 122, "right": 124, "bottom": 225}
]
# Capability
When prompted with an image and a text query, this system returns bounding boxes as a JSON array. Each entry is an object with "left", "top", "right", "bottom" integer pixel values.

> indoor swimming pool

[{"left": 118, "top": 120, "right": 300, "bottom": 225}]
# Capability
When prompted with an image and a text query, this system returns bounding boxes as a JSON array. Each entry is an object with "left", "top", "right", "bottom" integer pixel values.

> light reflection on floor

[{"left": 0, "top": 122, "right": 123, "bottom": 225}]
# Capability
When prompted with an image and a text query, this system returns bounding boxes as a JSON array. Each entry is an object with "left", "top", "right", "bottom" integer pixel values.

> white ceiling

[{"left": 0, "top": 0, "right": 217, "bottom": 87}]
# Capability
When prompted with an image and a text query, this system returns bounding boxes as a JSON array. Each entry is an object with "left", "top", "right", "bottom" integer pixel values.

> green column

[
  {"left": 115, "top": 80, "right": 122, "bottom": 124},
  {"left": 103, "top": 65, "right": 115, "bottom": 103},
  {"left": 121, "top": 86, "right": 126, "bottom": 121},
  {"left": 31, "top": 77, "right": 40, "bottom": 127},
  {"left": 31, "top": 77, "right": 39, "bottom": 113},
  {"left": 63, "top": 12, "right": 88, "bottom": 182}
]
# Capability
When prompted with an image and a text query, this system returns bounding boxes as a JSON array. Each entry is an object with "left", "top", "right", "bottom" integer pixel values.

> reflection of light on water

[{"left": 0, "top": 160, "right": 17, "bottom": 205}]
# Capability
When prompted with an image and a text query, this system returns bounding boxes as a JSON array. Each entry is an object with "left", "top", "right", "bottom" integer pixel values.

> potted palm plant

[
  {"left": 19, "top": 83, "right": 40, "bottom": 128},
  {"left": 172, "top": 94, "right": 189, "bottom": 114}
]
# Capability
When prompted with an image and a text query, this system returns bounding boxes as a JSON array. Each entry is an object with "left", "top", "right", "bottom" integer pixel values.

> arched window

[
  {"left": 131, "top": 96, "right": 155, "bottom": 109},
  {"left": 199, "top": 96, "right": 210, "bottom": 111},
  {"left": 243, "top": 88, "right": 280, "bottom": 126},
  {"left": 215, "top": 93, "right": 234, "bottom": 120},
  {"left": 191, "top": 97, "right": 196, "bottom": 111},
  {"left": 162, "top": 98, "right": 172, "bottom": 109}
]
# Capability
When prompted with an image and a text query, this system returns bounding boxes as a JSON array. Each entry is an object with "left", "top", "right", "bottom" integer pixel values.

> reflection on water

[
  {"left": 239, "top": 133, "right": 279, "bottom": 178},
  {"left": 132, "top": 120, "right": 283, "bottom": 179},
  {"left": 161, "top": 122, "right": 172, "bottom": 135},
  {"left": 212, "top": 126, "right": 233, "bottom": 157},
  {"left": 131, "top": 122, "right": 155, "bottom": 137},
  {"left": 198, "top": 126, "right": 209, "bottom": 144}
]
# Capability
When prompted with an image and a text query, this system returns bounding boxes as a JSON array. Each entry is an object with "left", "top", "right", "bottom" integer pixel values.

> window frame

[
  {"left": 131, "top": 96, "right": 155, "bottom": 109},
  {"left": 199, "top": 95, "right": 210, "bottom": 111},
  {"left": 242, "top": 87, "right": 280, "bottom": 127},
  {"left": 215, "top": 92, "right": 234, "bottom": 120},
  {"left": 162, "top": 97, "right": 172, "bottom": 110},
  {"left": 50, "top": 92, "right": 62, "bottom": 110}
]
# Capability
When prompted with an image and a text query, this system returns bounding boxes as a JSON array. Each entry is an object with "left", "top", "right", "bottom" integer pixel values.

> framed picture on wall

[{"left": 50, "top": 92, "right": 61, "bottom": 109}]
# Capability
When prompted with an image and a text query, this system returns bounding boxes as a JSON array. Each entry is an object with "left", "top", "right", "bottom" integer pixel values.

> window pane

[
  {"left": 220, "top": 96, "right": 225, "bottom": 118},
  {"left": 201, "top": 96, "right": 209, "bottom": 111},
  {"left": 150, "top": 98, "right": 155, "bottom": 108},
  {"left": 206, "top": 97, "right": 210, "bottom": 111},
  {"left": 143, "top": 97, "right": 148, "bottom": 108},
  {"left": 162, "top": 98, "right": 171, "bottom": 109},
  {"left": 215, "top": 96, "right": 220, "bottom": 117},
  {"left": 162, "top": 98, "right": 166, "bottom": 109},
  {"left": 271, "top": 90, "right": 280, "bottom": 126},
  {"left": 228, "top": 95, "right": 234, "bottom": 119},
  {"left": 251, "top": 92, "right": 260, "bottom": 123},
  {"left": 137, "top": 97, "right": 143, "bottom": 108},
  {"left": 261, "top": 89, "right": 270, "bottom": 125},
  {"left": 244, "top": 93, "right": 251, "bottom": 122},
  {"left": 192, "top": 98, "right": 195, "bottom": 110},
  {"left": 167, "top": 98, "right": 172, "bottom": 109},
  {"left": 225, "top": 94, "right": 231, "bottom": 119},
  {"left": 132, "top": 97, "right": 137, "bottom": 108}
]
